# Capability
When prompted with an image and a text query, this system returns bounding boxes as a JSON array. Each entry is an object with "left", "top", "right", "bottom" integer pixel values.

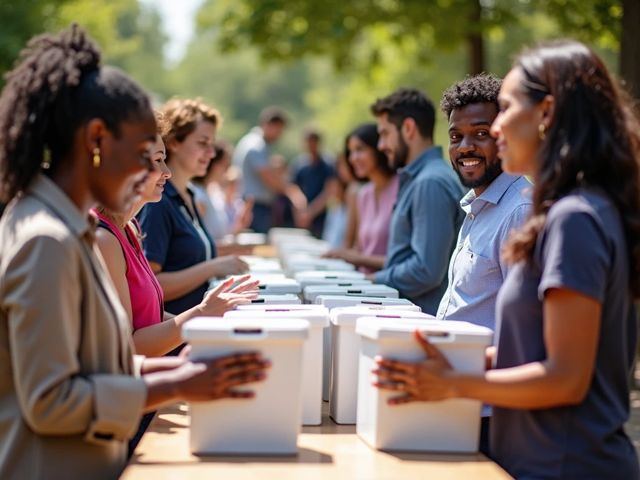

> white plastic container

[
  {"left": 356, "top": 318, "right": 492, "bottom": 453},
  {"left": 294, "top": 270, "right": 369, "bottom": 288},
  {"left": 317, "top": 295, "right": 417, "bottom": 310},
  {"left": 234, "top": 304, "right": 327, "bottom": 312},
  {"left": 256, "top": 278, "right": 302, "bottom": 295},
  {"left": 305, "top": 285, "right": 398, "bottom": 304},
  {"left": 329, "top": 308, "right": 430, "bottom": 424},
  {"left": 250, "top": 294, "right": 302, "bottom": 305},
  {"left": 285, "top": 258, "right": 356, "bottom": 275},
  {"left": 277, "top": 240, "right": 330, "bottom": 258},
  {"left": 182, "top": 317, "right": 309, "bottom": 455},
  {"left": 240, "top": 256, "right": 283, "bottom": 274},
  {"left": 234, "top": 232, "right": 268, "bottom": 246},
  {"left": 225, "top": 307, "right": 329, "bottom": 425},
  {"left": 268, "top": 227, "right": 311, "bottom": 245}
]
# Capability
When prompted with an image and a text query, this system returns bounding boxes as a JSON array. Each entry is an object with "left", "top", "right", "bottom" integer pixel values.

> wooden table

[{"left": 121, "top": 403, "right": 512, "bottom": 479}]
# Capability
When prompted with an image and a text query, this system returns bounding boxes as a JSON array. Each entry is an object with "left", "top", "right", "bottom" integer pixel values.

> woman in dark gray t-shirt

[{"left": 374, "top": 40, "right": 640, "bottom": 479}]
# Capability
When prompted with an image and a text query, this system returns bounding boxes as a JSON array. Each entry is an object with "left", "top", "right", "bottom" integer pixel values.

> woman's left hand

[
  {"left": 198, "top": 275, "right": 259, "bottom": 316},
  {"left": 373, "top": 330, "right": 457, "bottom": 405}
]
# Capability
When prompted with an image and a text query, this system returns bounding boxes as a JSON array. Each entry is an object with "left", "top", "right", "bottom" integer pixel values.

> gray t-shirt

[
  {"left": 233, "top": 127, "right": 274, "bottom": 204},
  {"left": 492, "top": 188, "right": 639, "bottom": 479}
]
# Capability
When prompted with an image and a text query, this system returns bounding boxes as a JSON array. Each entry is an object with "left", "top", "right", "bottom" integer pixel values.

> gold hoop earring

[
  {"left": 92, "top": 147, "right": 101, "bottom": 168},
  {"left": 538, "top": 123, "right": 546, "bottom": 141}
]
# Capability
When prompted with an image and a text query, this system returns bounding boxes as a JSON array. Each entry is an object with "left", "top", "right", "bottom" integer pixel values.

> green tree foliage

[
  {"left": 199, "top": 0, "right": 517, "bottom": 74},
  {"left": 0, "top": 0, "right": 69, "bottom": 77}
]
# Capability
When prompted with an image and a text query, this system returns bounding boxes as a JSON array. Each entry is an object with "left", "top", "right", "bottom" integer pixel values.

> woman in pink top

[
  {"left": 93, "top": 113, "right": 258, "bottom": 357},
  {"left": 325, "top": 123, "right": 398, "bottom": 273}
]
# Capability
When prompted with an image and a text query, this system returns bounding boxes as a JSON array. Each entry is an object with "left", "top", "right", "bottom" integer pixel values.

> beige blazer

[{"left": 0, "top": 175, "right": 146, "bottom": 480}]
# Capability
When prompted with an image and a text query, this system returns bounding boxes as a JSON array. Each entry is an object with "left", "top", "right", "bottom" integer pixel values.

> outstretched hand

[
  {"left": 199, "top": 275, "right": 260, "bottom": 316},
  {"left": 373, "top": 330, "right": 456, "bottom": 405}
]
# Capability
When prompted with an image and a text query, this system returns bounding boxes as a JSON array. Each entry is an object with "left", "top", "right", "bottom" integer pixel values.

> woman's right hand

[
  {"left": 170, "top": 352, "right": 270, "bottom": 401},
  {"left": 209, "top": 255, "right": 249, "bottom": 277}
]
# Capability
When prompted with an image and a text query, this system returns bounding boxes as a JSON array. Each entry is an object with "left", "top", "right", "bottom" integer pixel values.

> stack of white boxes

[{"left": 188, "top": 227, "right": 491, "bottom": 455}]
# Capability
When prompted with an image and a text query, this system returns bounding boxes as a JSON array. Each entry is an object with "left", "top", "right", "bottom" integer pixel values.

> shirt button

[{"left": 468, "top": 213, "right": 475, "bottom": 220}]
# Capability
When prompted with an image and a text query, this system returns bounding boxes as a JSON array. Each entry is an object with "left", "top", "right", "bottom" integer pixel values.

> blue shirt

[
  {"left": 374, "top": 146, "right": 465, "bottom": 314},
  {"left": 137, "top": 181, "right": 216, "bottom": 315},
  {"left": 493, "top": 188, "right": 639, "bottom": 479},
  {"left": 233, "top": 127, "right": 273, "bottom": 204},
  {"left": 436, "top": 173, "right": 532, "bottom": 331},
  {"left": 294, "top": 156, "right": 335, "bottom": 235}
]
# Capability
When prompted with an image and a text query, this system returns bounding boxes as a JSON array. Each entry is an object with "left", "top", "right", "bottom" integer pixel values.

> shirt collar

[
  {"left": 460, "top": 172, "right": 523, "bottom": 212},
  {"left": 28, "top": 173, "right": 94, "bottom": 238},
  {"left": 399, "top": 146, "right": 444, "bottom": 180},
  {"left": 165, "top": 180, "right": 195, "bottom": 199}
]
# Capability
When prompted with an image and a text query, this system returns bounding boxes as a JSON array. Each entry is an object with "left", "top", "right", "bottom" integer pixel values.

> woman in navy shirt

[
  {"left": 138, "top": 99, "right": 248, "bottom": 315},
  {"left": 374, "top": 40, "right": 640, "bottom": 479}
]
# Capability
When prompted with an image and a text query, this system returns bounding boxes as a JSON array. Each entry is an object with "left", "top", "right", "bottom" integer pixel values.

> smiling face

[
  {"left": 89, "top": 114, "right": 156, "bottom": 212},
  {"left": 169, "top": 120, "right": 216, "bottom": 179},
  {"left": 140, "top": 134, "right": 171, "bottom": 204},
  {"left": 448, "top": 102, "right": 501, "bottom": 195},
  {"left": 347, "top": 135, "right": 379, "bottom": 179},
  {"left": 490, "top": 68, "right": 544, "bottom": 176}
]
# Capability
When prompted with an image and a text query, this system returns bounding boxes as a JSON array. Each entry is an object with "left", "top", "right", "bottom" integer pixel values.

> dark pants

[
  {"left": 479, "top": 416, "right": 492, "bottom": 459},
  {"left": 127, "top": 411, "right": 156, "bottom": 458},
  {"left": 250, "top": 203, "right": 273, "bottom": 234}
]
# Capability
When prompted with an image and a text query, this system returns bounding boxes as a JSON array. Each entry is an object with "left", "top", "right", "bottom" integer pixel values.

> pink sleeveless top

[
  {"left": 356, "top": 175, "right": 400, "bottom": 273},
  {"left": 92, "top": 210, "right": 164, "bottom": 331}
]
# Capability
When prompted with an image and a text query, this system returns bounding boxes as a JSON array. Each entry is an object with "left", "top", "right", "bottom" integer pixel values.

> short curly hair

[
  {"left": 160, "top": 98, "right": 222, "bottom": 161},
  {"left": 440, "top": 73, "right": 502, "bottom": 119}
]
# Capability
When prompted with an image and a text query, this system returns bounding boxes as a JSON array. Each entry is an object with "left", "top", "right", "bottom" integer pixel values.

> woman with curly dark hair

[
  {"left": 374, "top": 40, "right": 640, "bottom": 479},
  {"left": 0, "top": 25, "right": 268, "bottom": 479}
]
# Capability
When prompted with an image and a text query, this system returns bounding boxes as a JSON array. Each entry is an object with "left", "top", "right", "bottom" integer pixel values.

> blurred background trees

[{"left": 0, "top": 0, "right": 636, "bottom": 156}]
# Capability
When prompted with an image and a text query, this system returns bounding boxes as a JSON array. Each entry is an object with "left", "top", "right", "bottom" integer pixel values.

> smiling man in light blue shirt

[{"left": 435, "top": 74, "right": 532, "bottom": 457}]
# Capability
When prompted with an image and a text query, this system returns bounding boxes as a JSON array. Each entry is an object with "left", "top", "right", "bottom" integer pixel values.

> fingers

[
  {"left": 388, "top": 394, "right": 415, "bottom": 405},
  {"left": 375, "top": 356, "right": 416, "bottom": 375},
  {"left": 179, "top": 344, "right": 192, "bottom": 360},
  {"left": 414, "top": 330, "right": 444, "bottom": 359},
  {"left": 208, "top": 276, "right": 236, "bottom": 296},
  {"left": 209, "top": 351, "right": 265, "bottom": 369},
  {"left": 230, "top": 278, "right": 260, "bottom": 294},
  {"left": 373, "top": 367, "right": 417, "bottom": 387}
]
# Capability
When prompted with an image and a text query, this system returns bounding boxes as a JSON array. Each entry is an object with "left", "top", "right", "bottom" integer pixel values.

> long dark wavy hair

[{"left": 502, "top": 40, "right": 640, "bottom": 297}]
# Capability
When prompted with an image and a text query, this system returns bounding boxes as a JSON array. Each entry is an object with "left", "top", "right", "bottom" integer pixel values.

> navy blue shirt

[
  {"left": 137, "top": 181, "right": 216, "bottom": 315},
  {"left": 294, "top": 156, "right": 334, "bottom": 237},
  {"left": 374, "top": 146, "right": 465, "bottom": 314},
  {"left": 493, "top": 188, "right": 639, "bottom": 479}
]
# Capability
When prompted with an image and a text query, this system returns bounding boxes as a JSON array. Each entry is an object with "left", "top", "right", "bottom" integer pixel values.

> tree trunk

[
  {"left": 467, "top": 0, "right": 484, "bottom": 75},
  {"left": 620, "top": 0, "right": 640, "bottom": 100}
]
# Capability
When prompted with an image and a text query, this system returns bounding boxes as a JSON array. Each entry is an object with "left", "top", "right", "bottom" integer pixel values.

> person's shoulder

[
  {"left": 3, "top": 196, "right": 75, "bottom": 244},
  {"left": 416, "top": 161, "right": 463, "bottom": 191},
  {"left": 501, "top": 175, "right": 533, "bottom": 207},
  {"left": 549, "top": 188, "right": 607, "bottom": 219},
  {"left": 357, "top": 182, "right": 375, "bottom": 200},
  {"left": 0, "top": 197, "right": 80, "bottom": 269},
  {"left": 545, "top": 188, "right": 618, "bottom": 240}
]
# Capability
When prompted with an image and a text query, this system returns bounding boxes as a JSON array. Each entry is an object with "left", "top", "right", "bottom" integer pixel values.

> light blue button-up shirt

[
  {"left": 436, "top": 173, "right": 532, "bottom": 332},
  {"left": 374, "top": 146, "right": 465, "bottom": 314}
]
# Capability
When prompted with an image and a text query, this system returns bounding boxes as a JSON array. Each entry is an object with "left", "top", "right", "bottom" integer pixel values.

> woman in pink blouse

[
  {"left": 93, "top": 113, "right": 258, "bottom": 357},
  {"left": 325, "top": 123, "right": 398, "bottom": 273}
]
